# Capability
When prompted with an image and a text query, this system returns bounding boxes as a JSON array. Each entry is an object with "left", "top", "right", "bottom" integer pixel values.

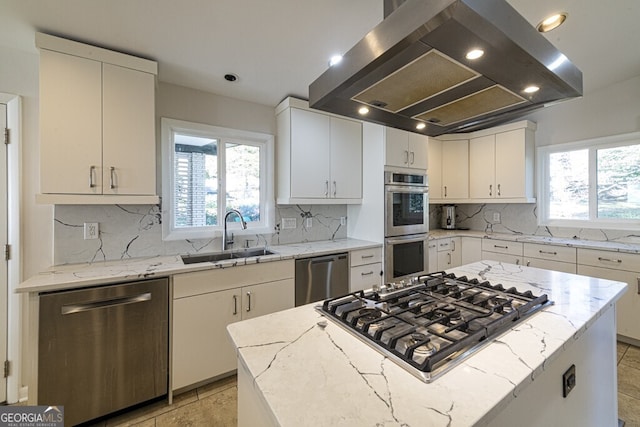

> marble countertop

[
  {"left": 227, "top": 261, "right": 627, "bottom": 427},
  {"left": 429, "top": 229, "right": 640, "bottom": 254},
  {"left": 16, "top": 238, "right": 381, "bottom": 294}
]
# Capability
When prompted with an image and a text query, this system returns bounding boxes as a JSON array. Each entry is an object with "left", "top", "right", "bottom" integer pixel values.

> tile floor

[{"left": 20, "top": 343, "right": 639, "bottom": 426}]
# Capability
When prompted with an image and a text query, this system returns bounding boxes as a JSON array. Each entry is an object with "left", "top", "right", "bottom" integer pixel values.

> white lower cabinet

[
  {"left": 350, "top": 247, "right": 383, "bottom": 292},
  {"left": 481, "top": 239, "right": 523, "bottom": 266},
  {"left": 172, "top": 261, "right": 294, "bottom": 391},
  {"left": 577, "top": 249, "right": 640, "bottom": 342},
  {"left": 436, "top": 237, "right": 461, "bottom": 270},
  {"left": 461, "top": 237, "right": 482, "bottom": 265},
  {"left": 428, "top": 241, "right": 438, "bottom": 273},
  {"left": 523, "top": 242, "right": 577, "bottom": 273}
]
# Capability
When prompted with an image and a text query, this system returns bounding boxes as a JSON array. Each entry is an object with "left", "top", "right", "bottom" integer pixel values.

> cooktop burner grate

[{"left": 319, "top": 272, "right": 551, "bottom": 382}]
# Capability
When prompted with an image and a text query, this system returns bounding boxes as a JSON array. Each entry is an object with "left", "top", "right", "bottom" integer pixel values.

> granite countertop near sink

[
  {"left": 428, "top": 229, "right": 640, "bottom": 254},
  {"left": 16, "top": 238, "right": 382, "bottom": 294}
]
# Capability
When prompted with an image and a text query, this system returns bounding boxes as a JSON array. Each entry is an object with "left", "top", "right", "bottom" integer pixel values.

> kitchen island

[{"left": 227, "top": 261, "right": 627, "bottom": 426}]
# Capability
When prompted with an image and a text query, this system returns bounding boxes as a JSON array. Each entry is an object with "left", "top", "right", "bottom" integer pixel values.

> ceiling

[{"left": 1, "top": 0, "right": 639, "bottom": 108}]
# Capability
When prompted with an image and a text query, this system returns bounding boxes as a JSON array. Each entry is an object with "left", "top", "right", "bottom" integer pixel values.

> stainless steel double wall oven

[{"left": 384, "top": 171, "right": 429, "bottom": 282}]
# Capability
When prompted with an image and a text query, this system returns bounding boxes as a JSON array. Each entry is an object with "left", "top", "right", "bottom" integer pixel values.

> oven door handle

[
  {"left": 385, "top": 235, "right": 428, "bottom": 245},
  {"left": 385, "top": 185, "right": 429, "bottom": 194}
]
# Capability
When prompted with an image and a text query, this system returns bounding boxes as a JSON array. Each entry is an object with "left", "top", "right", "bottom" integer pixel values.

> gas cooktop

[{"left": 319, "top": 272, "right": 552, "bottom": 382}]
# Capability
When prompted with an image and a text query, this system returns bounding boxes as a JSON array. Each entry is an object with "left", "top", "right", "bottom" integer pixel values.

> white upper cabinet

[
  {"left": 385, "top": 127, "right": 428, "bottom": 170},
  {"left": 276, "top": 97, "right": 363, "bottom": 204},
  {"left": 427, "top": 138, "right": 442, "bottom": 199},
  {"left": 36, "top": 33, "right": 158, "bottom": 204},
  {"left": 469, "top": 124, "right": 536, "bottom": 202},
  {"left": 440, "top": 138, "right": 469, "bottom": 199}
]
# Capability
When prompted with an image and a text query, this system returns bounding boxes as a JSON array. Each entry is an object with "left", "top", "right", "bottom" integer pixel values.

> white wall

[{"left": 526, "top": 74, "right": 640, "bottom": 146}]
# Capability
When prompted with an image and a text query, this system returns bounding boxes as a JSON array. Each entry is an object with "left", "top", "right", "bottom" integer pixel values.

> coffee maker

[{"left": 441, "top": 205, "right": 456, "bottom": 229}]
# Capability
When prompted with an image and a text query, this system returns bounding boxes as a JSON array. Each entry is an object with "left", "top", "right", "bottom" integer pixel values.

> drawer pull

[
  {"left": 361, "top": 255, "right": 374, "bottom": 259},
  {"left": 598, "top": 257, "right": 622, "bottom": 263},
  {"left": 539, "top": 250, "right": 558, "bottom": 256},
  {"left": 637, "top": 278, "right": 640, "bottom": 295},
  {"left": 494, "top": 245, "right": 508, "bottom": 249},
  {"left": 246, "top": 291, "right": 252, "bottom": 312},
  {"left": 526, "top": 261, "right": 531, "bottom": 266},
  {"left": 233, "top": 295, "right": 238, "bottom": 315},
  {"left": 361, "top": 271, "right": 374, "bottom": 276}
]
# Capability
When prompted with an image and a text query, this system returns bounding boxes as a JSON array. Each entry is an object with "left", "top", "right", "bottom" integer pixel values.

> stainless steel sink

[{"left": 181, "top": 248, "right": 275, "bottom": 264}]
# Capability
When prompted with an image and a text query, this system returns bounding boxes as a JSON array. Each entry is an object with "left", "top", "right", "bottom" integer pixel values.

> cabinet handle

[
  {"left": 598, "top": 257, "right": 622, "bottom": 263},
  {"left": 451, "top": 240, "right": 456, "bottom": 252},
  {"left": 494, "top": 245, "right": 508, "bottom": 249},
  {"left": 246, "top": 291, "right": 252, "bottom": 312},
  {"left": 233, "top": 295, "right": 238, "bottom": 315},
  {"left": 361, "top": 271, "right": 374, "bottom": 276},
  {"left": 539, "top": 250, "right": 558, "bottom": 256},
  {"left": 361, "top": 254, "right": 374, "bottom": 259},
  {"left": 325, "top": 180, "right": 329, "bottom": 197},
  {"left": 444, "top": 186, "right": 447, "bottom": 197},
  {"left": 333, "top": 180, "right": 337, "bottom": 197},
  {"left": 89, "top": 166, "right": 96, "bottom": 188},
  {"left": 516, "top": 258, "right": 520, "bottom": 265},
  {"left": 410, "top": 151, "right": 415, "bottom": 165},
  {"left": 447, "top": 252, "right": 451, "bottom": 265},
  {"left": 489, "top": 184, "right": 492, "bottom": 197},
  {"left": 109, "top": 166, "right": 116, "bottom": 189},
  {"left": 497, "top": 183, "right": 501, "bottom": 196},
  {"left": 404, "top": 150, "right": 409, "bottom": 164},
  {"left": 526, "top": 260, "right": 531, "bottom": 266},
  {"left": 637, "top": 278, "right": 640, "bottom": 295}
]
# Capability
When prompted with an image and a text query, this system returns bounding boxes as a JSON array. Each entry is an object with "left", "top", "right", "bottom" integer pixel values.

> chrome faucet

[{"left": 223, "top": 209, "right": 247, "bottom": 251}]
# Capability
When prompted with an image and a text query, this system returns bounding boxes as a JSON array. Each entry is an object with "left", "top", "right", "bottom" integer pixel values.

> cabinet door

[
  {"left": 172, "top": 288, "right": 239, "bottom": 390},
  {"left": 469, "top": 135, "right": 495, "bottom": 198},
  {"left": 330, "top": 117, "right": 362, "bottom": 199},
  {"left": 103, "top": 64, "right": 156, "bottom": 195},
  {"left": 385, "top": 127, "right": 409, "bottom": 167},
  {"left": 495, "top": 129, "right": 526, "bottom": 198},
  {"left": 441, "top": 139, "right": 469, "bottom": 199},
  {"left": 449, "top": 237, "right": 462, "bottom": 268},
  {"left": 577, "top": 265, "right": 640, "bottom": 341},
  {"left": 427, "top": 139, "right": 442, "bottom": 199},
  {"left": 461, "top": 237, "right": 482, "bottom": 265},
  {"left": 242, "top": 278, "right": 294, "bottom": 320},
  {"left": 408, "top": 133, "right": 428, "bottom": 170},
  {"left": 428, "top": 241, "right": 438, "bottom": 272},
  {"left": 40, "top": 49, "right": 103, "bottom": 194},
  {"left": 290, "top": 108, "right": 330, "bottom": 198},
  {"left": 350, "top": 263, "right": 383, "bottom": 292}
]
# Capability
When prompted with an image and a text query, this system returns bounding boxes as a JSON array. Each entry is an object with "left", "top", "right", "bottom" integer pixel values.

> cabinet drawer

[
  {"left": 436, "top": 239, "right": 453, "bottom": 252},
  {"left": 350, "top": 263, "right": 383, "bottom": 292},
  {"left": 524, "top": 258, "right": 576, "bottom": 274},
  {"left": 524, "top": 243, "right": 576, "bottom": 263},
  {"left": 173, "top": 259, "right": 294, "bottom": 299},
  {"left": 481, "top": 251, "right": 522, "bottom": 266},
  {"left": 481, "top": 239, "right": 523, "bottom": 256},
  {"left": 350, "top": 247, "right": 382, "bottom": 267},
  {"left": 577, "top": 249, "right": 640, "bottom": 272}
]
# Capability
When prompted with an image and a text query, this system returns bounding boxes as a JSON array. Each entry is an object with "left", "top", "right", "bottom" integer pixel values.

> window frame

[
  {"left": 161, "top": 117, "right": 274, "bottom": 241},
  {"left": 537, "top": 131, "right": 640, "bottom": 230}
]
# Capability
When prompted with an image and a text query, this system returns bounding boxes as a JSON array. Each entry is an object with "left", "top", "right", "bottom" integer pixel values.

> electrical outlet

[
  {"left": 305, "top": 218, "right": 313, "bottom": 228},
  {"left": 340, "top": 216, "right": 346, "bottom": 226},
  {"left": 84, "top": 222, "right": 99, "bottom": 240},
  {"left": 493, "top": 212, "right": 501, "bottom": 223},
  {"left": 282, "top": 218, "right": 297, "bottom": 229}
]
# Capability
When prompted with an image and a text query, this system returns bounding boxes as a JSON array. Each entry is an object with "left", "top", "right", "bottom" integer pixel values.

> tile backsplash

[
  {"left": 54, "top": 204, "right": 347, "bottom": 265},
  {"left": 430, "top": 203, "right": 640, "bottom": 244}
]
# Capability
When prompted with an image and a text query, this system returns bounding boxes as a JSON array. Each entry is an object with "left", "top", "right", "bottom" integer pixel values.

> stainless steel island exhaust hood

[{"left": 308, "top": 0, "right": 582, "bottom": 136}]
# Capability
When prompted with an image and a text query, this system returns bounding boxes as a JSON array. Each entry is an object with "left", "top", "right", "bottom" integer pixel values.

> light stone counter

[
  {"left": 428, "top": 229, "right": 640, "bottom": 254},
  {"left": 227, "top": 261, "right": 627, "bottom": 427},
  {"left": 16, "top": 238, "right": 381, "bottom": 294}
]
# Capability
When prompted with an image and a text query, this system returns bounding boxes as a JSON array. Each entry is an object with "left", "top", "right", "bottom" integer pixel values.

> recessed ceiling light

[
  {"left": 358, "top": 106, "right": 369, "bottom": 115},
  {"left": 524, "top": 85, "right": 540, "bottom": 94},
  {"left": 465, "top": 49, "right": 484, "bottom": 60},
  {"left": 416, "top": 122, "right": 426, "bottom": 130},
  {"left": 329, "top": 55, "right": 343, "bottom": 66},
  {"left": 537, "top": 13, "right": 567, "bottom": 33},
  {"left": 224, "top": 73, "right": 238, "bottom": 82}
]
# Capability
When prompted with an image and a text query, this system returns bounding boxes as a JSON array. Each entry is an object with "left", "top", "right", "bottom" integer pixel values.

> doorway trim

[{"left": 1, "top": 93, "right": 22, "bottom": 404}]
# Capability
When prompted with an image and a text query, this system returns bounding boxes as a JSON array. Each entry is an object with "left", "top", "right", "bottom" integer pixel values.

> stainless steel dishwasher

[
  {"left": 38, "top": 278, "right": 169, "bottom": 426},
  {"left": 295, "top": 253, "right": 348, "bottom": 306}
]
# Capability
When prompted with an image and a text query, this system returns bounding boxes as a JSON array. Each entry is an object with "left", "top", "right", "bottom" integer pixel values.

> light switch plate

[
  {"left": 282, "top": 218, "right": 297, "bottom": 229},
  {"left": 493, "top": 212, "right": 501, "bottom": 223},
  {"left": 84, "top": 222, "right": 99, "bottom": 240},
  {"left": 305, "top": 218, "right": 313, "bottom": 228}
]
